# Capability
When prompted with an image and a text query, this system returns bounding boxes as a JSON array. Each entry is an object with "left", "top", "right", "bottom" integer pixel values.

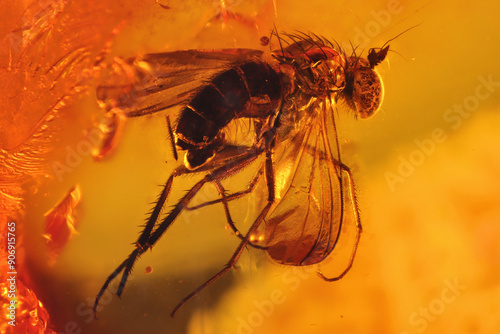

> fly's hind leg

[
  {"left": 317, "top": 161, "right": 363, "bottom": 282},
  {"left": 93, "top": 147, "right": 263, "bottom": 317},
  {"left": 93, "top": 169, "right": 180, "bottom": 318},
  {"left": 93, "top": 161, "right": 229, "bottom": 317}
]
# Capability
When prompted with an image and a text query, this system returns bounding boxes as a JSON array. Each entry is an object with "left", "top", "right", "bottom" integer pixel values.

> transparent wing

[
  {"left": 265, "top": 101, "right": 347, "bottom": 266},
  {"left": 96, "top": 49, "right": 264, "bottom": 117}
]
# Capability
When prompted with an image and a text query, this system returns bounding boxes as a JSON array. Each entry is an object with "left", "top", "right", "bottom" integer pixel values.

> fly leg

[
  {"left": 185, "top": 166, "right": 263, "bottom": 211},
  {"left": 93, "top": 169, "right": 177, "bottom": 318},
  {"left": 93, "top": 148, "right": 263, "bottom": 317},
  {"left": 170, "top": 149, "right": 275, "bottom": 317},
  {"left": 213, "top": 178, "right": 267, "bottom": 250},
  {"left": 316, "top": 161, "right": 363, "bottom": 282},
  {"left": 185, "top": 164, "right": 266, "bottom": 248}
]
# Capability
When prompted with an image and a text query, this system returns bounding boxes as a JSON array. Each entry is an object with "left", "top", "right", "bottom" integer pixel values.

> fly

[{"left": 93, "top": 29, "right": 390, "bottom": 318}]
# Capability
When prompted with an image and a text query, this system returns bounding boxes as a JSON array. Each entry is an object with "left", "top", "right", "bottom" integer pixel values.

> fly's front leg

[
  {"left": 170, "top": 149, "right": 276, "bottom": 317},
  {"left": 317, "top": 161, "right": 363, "bottom": 282}
]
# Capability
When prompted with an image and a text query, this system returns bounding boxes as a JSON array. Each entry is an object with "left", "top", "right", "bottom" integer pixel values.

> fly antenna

[
  {"left": 379, "top": 23, "right": 421, "bottom": 51},
  {"left": 367, "top": 23, "right": 421, "bottom": 68}
]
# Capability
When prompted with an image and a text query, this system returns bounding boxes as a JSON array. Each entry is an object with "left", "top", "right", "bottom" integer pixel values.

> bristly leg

[
  {"left": 117, "top": 175, "right": 177, "bottom": 297},
  {"left": 93, "top": 174, "right": 175, "bottom": 318},
  {"left": 93, "top": 147, "right": 263, "bottom": 317}
]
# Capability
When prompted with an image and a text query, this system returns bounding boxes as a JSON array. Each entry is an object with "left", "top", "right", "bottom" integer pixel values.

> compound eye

[{"left": 352, "top": 67, "right": 384, "bottom": 119}]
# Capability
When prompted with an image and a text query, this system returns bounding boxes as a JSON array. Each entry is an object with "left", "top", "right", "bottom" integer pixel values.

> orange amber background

[{"left": 1, "top": 0, "right": 500, "bottom": 333}]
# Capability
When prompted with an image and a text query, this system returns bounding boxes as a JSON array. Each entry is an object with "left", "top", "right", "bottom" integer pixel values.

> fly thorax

[{"left": 310, "top": 60, "right": 346, "bottom": 97}]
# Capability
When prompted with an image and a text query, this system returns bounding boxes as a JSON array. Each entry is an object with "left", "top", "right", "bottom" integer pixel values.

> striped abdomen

[{"left": 175, "top": 61, "right": 282, "bottom": 169}]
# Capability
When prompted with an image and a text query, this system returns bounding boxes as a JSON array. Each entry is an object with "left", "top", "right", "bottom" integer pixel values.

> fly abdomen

[{"left": 176, "top": 61, "right": 281, "bottom": 169}]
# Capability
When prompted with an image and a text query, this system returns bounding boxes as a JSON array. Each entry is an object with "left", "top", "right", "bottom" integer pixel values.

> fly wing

[
  {"left": 96, "top": 49, "right": 264, "bottom": 117},
  {"left": 265, "top": 102, "right": 346, "bottom": 266}
]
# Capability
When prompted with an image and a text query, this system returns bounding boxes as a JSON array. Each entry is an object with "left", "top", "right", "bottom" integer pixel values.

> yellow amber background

[{"left": 1, "top": 0, "right": 500, "bottom": 333}]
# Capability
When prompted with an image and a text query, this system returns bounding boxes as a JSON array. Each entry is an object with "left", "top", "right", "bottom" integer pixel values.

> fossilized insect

[{"left": 93, "top": 30, "right": 390, "bottom": 317}]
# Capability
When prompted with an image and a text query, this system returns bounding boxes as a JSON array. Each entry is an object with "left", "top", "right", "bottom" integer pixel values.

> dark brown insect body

[
  {"left": 93, "top": 31, "right": 389, "bottom": 318},
  {"left": 176, "top": 61, "right": 281, "bottom": 169}
]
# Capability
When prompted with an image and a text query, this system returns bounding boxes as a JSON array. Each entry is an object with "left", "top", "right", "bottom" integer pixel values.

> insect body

[
  {"left": 176, "top": 61, "right": 281, "bottom": 169},
  {"left": 93, "top": 31, "right": 389, "bottom": 317}
]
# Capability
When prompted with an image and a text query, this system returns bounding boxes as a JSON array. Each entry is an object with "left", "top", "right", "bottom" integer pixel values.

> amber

[{"left": 1, "top": 1, "right": 500, "bottom": 333}]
